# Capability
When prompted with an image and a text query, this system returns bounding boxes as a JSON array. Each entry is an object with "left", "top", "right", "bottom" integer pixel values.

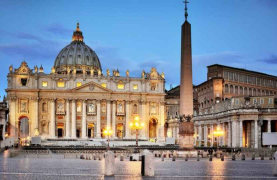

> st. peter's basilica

[{"left": 6, "top": 23, "right": 166, "bottom": 142}]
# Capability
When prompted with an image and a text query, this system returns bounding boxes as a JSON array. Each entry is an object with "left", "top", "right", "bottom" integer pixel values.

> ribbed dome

[{"left": 53, "top": 23, "right": 102, "bottom": 74}]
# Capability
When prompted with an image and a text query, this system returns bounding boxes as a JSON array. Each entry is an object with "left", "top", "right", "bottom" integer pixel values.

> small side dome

[{"left": 53, "top": 23, "right": 102, "bottom": 74}]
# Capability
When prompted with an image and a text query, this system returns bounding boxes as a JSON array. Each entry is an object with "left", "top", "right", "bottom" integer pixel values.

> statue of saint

[
  {"left": 9, "top": 65, "right": 13, "bottom": 73},
  {"left": 21, "top": 102, "right": 27, "bottom": 112},
  {"left": 101, "top": 103, "right": 106, "bottom": 113},
  {"left": 58, "top": 102, "right": 63, "bottom": 112},
  {"left": 106, "top": 69, "right": 110, "bottom": 76},
  {"left": 141, "top": 70, "right": 145, "bottom": 78},
  {"left": 89, "top": 103, "right": 94, "bottom": 112},
  {"left": 126, "top": 70, "right": 129, "bottom": 77},
  {"left": 161, "top": 71, "right": 165, "bottom": 79},
  {"left": 34, "top": 65, "right": 38, "bottom": 73},
  {"left": 118, "top": 103, "right": 123, "bottom": 112}
]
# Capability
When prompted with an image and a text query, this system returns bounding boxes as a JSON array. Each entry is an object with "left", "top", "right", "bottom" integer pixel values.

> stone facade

[
  {"left": 0, "top": 98, "right": 8, "bottom": 149},
  {"left": 194, "top": 96, "right": 277, "bottom": 148},
  {"left": 6, "top": 24, "right": 166, "bottom": 142}
]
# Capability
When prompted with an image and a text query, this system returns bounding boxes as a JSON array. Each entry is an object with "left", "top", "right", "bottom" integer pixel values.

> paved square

[{"left": 0, "top": 151, "right": 276, "bottom": 180}]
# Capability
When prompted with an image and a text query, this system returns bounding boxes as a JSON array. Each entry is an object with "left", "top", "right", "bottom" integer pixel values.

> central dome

[{"left": 53, "top": 23, "right": 102, "bottom": 74}]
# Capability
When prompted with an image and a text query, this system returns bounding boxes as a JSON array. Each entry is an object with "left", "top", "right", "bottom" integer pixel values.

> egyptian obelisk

[
  {"left": 179, "top": 0, "right": 194, "bottom": 148},
  {"left": 180, "top": 0, "right": 193, "bottom": 116}
]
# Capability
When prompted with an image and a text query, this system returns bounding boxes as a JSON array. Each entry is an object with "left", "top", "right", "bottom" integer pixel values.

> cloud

[
  {"left": 257, "top": 55, "right": 277, "bottom": 64},
  {"left": 43, "top": 23, "right": 72, "bottom": 36},
  {"left": 0, "top": 30, "right": 67, "bottom": 68}
]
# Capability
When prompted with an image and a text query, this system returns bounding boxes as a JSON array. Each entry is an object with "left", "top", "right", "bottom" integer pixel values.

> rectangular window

[
  {"left": 117, "top": 83, "right": 124, "bottom": 89},
  {"left": 57, "top": 81, "right": 65, "bottom": 88},
  {"left": 253, "top": 99, "right": 257, "bottom": 104},
  {"left": 133, "top": 84, "right": 138, "bottom": 90},
  {"left": 21, "top": 78, "right": 27, "bottom": 86},
  {"left": 101, "top": 83, "right": 107, "bottom": 88},
  {"left": 268, "top": 98, "right": 273, "bottom": 104},
  {"left": 229, "top": 72, "right": 233, "bottom": 81},
  {"left": 260, "top": 98, "right": 264, "bottom": 104},
  {"left": 224, "top": 71, "right": 228, "bottom": 79},
  {"left": 42, "top": 81, "right": 48, "bottom": 87},
  {"left": 235, "top": 99, "right": 239, "bottom": 105},
  {"left": 76, "top": 82, "right": 82, "bottom": 87}
]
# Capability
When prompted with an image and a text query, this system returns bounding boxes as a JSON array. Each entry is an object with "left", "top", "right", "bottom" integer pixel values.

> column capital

[
  {"left": 159, "top": 101, "right": 166, "bottom": 106},
  {"left": 82, "top": 99, "right": 87, "bottom": 103},
  {"left": 49, "top": 98, "right": 56, "bottom": 102},
  {"left": 96, "top": 99, "right": 101, "bottom": 103},
  {"left": 72, "top": 99, "right": 77, "bottom": 103},
  {"left": 31, "top": 97, "right": 39, "bottom": 102},
  {"left": 140, "top": 100, "right": 147, "bottom": 105}
]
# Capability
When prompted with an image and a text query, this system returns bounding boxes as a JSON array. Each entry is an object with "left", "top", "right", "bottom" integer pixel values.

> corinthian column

[
  {"left": 141, "top": 101, "right": 146, "bottom": 139},
  {"left": 32, "top": 97, "right": 39, "bottom": 137},
  {"left": 254, "top": 120, "right": 258, "bottom": 148},
  {"left": 50, "top": 99, "right": 56, "bottom": 138},
  {"left": 158, "top": 101, "right": 165, "bottom": 141},
  {"left": 239, "top": 120, "right": 243, "bottom": 147},
  {"left": 82, "top": 100, "right": 87, "bottom": 139},
  {"left": 9, "top": 98, "right": 17, "bottom": 137},
  {"left": 112, "top": 101, "right": 116, "bottom": 138},
  {"left": 71, "top": 99, "right": 76, "bottom": 138},
  {"left": 268, "top": 120, "right": 272, "bottom": 148},
  {"left": 96, "top": 100, "right": 101, "bottom": 138},
  {"left": 65, "top": 99, "right": 70, "bottom": 138},
  {"left": 107, "top": 100, "right": 111, "bottom": 128},
  {"left": 125, "top": 101, "right": 130, "bottom": 138}
]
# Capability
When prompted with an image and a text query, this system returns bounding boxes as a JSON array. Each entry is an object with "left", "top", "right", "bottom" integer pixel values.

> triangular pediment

[{"left": 72, "top": 81, "right": 112, "bottom": 93}]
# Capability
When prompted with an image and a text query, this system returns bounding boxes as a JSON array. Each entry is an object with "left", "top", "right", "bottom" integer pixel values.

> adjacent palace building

[
  {"left": 166, "top": 64, "right": 277, "bottom": 148},
  {"left": 6, "top": 23, "right": 166, "bottom": 141}
]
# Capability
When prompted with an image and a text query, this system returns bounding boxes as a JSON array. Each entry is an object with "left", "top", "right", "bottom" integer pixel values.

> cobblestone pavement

[{"left": 0, "top": 150, "right": 276, "bottom": 180}]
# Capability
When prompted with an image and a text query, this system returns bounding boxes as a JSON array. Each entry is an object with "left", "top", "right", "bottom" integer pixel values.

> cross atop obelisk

[{"left": 183, "top": 0, "right": 189, "bottom": 21}]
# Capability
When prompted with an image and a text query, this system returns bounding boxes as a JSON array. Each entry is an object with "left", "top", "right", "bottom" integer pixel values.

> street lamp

[
  {"left": 103, "top": 127, "right": 113, "bottom": 150},
  {"left": 213, "top": 126, "right": 224, "bottom": 148},
  {"left": 129, "top": 116, "right": 144, "bottom": 149}
]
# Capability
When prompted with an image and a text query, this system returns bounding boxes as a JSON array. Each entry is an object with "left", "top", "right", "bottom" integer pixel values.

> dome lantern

[
  {"left": 72, "top": 22, "right": 84, "bottom": 42},
  {"left": 53, "top": 23, "right": 102, "bottom": 74}
]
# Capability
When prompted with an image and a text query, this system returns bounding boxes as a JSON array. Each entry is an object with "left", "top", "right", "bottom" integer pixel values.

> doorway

[
  {"left": 88, "top": 123, "right": 95, "bottom": 138},
  {"left": 19, "top": 117, "right": 29, "bottom": 139},
  {"left": 117, "top": 123, "right": 124, "bottom": 139},
  {"left": 57, "top": 123, "right": 64, "bottom": 138},
  {"left": 149, "top": 118, "right": 158, "bottom": 138}
]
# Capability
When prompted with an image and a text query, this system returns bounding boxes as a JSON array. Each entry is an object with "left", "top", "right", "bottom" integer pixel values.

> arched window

[
  {"left": 133, "top": 104, "right": 138, "bottom": 114},
  {"left": 230, "top": 85, "right": 234, "bottom": 93},
  {"left": 249, "top": 88, "right": 252, "bottom": 96},
  {"left": 235, "top": 86, "right": 238, "bottom": 94},
  {"left": 225, "top": 84, "right": 229, "bottom": 93},
  {"left": 239, "top": 86, "right": 243, "bottom": 95},
  {"left": 42, "top": 102, "right": 47, "bottom": 112},
  {"left": 244, "top": 87, "right": 248, "bottom": 95}
]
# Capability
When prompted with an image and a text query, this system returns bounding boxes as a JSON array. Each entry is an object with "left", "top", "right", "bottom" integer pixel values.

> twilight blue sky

[{"left": 0, "top": 0, "right": 277, "bottom": 98}]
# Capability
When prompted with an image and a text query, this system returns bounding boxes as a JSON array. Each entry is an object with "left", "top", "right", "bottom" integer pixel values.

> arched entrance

[
  {"left": 19, "top": 116, "right": 29, "bottom": 139},
  {"left": 149, "top": 118, "right": 158, "bottom": 138}
]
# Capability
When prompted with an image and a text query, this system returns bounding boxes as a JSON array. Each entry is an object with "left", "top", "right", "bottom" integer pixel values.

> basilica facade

[{"left": 6, "top": 23, "right": 166, "bottom": 141}]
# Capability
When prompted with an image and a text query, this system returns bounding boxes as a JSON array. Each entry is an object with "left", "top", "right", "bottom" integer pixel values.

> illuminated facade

[
  {"left": 6, "top": 23, "right": 166, "bottom": 142},
  {"left": 194, "top": 96, "right": 277, "bottom": 148}
]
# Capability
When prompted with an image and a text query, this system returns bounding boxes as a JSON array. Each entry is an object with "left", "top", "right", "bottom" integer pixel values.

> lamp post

[
  {"left": 129, "top": 116, "right": 144, "bottom": 150},
  {"left": 103, "top": 127, "right": 113, "bottom": 150},
  {"left": 213, "top": 126, "right": 224, "bottom": 149}
]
